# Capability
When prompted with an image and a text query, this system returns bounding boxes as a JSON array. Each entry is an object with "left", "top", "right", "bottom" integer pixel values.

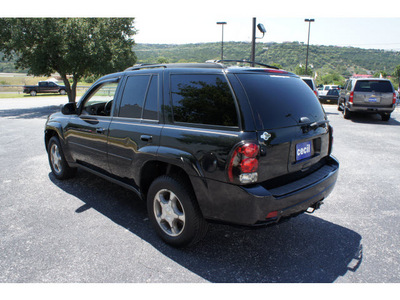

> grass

[{"left": 0, "top": 74, "right": 92, "bottom": 98}]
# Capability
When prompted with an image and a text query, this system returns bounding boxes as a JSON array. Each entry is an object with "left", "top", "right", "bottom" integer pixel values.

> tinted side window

[
  {"left": 119, "top": 75, "right": 150, "bottom": 118},
  {"left": 170, "top": 74, "right": 238, "bottom": 127},
  {"left": 303, "top": 79, "right": 313, "bottom": 89},
  {"left": 142, "top": 76, "right": 158, "bottom": 120},
  {"left": 347, "top": 80, "right": 353, "bottom": 91}
]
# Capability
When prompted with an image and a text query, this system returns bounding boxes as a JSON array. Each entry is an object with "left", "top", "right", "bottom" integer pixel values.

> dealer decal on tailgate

[{"left": 296, "top": 141, "right": 312, "bottom": 161}]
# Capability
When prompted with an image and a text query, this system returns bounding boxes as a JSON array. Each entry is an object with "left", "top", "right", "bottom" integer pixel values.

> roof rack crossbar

[{"left": 212, "top": 59, "right": 279, "bottom": 70}]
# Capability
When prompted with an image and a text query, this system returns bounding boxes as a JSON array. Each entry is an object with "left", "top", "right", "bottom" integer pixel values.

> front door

[{"left": 65, "top": 79, "right": 120, "bottom": 173}]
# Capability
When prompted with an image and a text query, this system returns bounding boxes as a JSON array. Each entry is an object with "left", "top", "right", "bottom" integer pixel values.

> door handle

[
  {"left": 96, "top": 128, "right": 106, "bottom": 134},
  {"left": 140, "top": 135, "right": 152, "bottom": 142}
]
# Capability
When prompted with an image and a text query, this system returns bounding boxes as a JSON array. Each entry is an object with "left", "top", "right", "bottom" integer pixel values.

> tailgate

[
  {"left": 234, "top": 72, "right": 330, "bottom": 183},
  {"left": 354, "top": 92, "right": 393, "bottom": 106},
  {"left": 257, "top": 122, "right": 330, "bottom": 182}
]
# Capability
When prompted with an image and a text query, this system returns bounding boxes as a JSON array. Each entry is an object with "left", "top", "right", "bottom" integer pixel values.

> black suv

[{"left": 45, "top": 61, "right": 339, "bottom": 247}]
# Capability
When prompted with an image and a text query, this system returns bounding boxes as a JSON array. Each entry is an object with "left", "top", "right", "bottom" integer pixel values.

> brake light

[
  {"left": 349, "top": 91, "right": 354, "bottom": 103},
  {"left": 228, "top": 143, "right": 260, "bottom": 184},
  {"left": 328, "top": 125, "right": 334, "bottom": 155},
  {"left": 265, "top": 69, "right": 288, "bottom": 74},
  {"left": 314, "top": 90, "right": 318, "bottom": 98},
  {"left": 393, "top": 93, "right": 397, "bottom": 105}
]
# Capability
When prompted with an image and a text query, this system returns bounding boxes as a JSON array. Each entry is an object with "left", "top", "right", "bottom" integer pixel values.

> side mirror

[{"left": 61, "top": 102, "right": 77, "bottom": 115}]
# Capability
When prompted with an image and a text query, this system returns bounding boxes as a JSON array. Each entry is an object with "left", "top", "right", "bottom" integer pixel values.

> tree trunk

[{"left": 59, "top": 72, "right": 76, "bottom": 103}]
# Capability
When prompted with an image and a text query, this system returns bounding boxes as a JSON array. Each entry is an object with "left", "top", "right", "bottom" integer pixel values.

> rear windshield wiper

[{"left": 299, "top": 117, "right": 329, "bottom": 133}]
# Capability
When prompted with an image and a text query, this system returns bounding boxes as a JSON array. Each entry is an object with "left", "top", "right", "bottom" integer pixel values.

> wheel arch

[
  {"left": 140, "top": 161, "right": 193, "bottom": 199},
  {"left": 139, "top": 160, "right": 209, "bottom": 219},
  {"left": 44, "top": 128, "right": 59, "bottom": 152}
]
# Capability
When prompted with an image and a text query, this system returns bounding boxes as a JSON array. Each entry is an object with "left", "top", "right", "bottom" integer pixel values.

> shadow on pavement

[
  {"left": 348, "top": 112, "right": 400, "bottom": 126},
  {"left": 0, "top": 105, "right": 61, "bottom": 119},
  {"left": 49, "top": 169, "right": 362, "bottom": 283}
]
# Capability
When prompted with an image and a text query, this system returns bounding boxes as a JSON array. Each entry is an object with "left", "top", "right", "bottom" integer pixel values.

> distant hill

[
  {"left": 134, "top": 42, "right": 400, "bottom": 80},
  {"left": 2, "top": 42, "right": 400, "bottom": 86}
]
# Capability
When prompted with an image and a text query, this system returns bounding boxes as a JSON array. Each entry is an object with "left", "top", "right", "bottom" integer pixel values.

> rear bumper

[
  {"left": 194, "top": 156, "right": 339, "bottom": 226},
  {"left": 348, "top": 103, "right": 395, "bottom": 114}
]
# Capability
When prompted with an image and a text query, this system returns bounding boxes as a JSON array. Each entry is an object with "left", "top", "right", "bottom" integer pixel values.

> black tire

[
  {"left": 30, "top": 90, "right": 37, "bottom": 96},
  {"left": 381, "top": 113, "right": 390, "bottom": 121},
  {"left": 337, "top": 99, "right": 343, "bottom": 111},
  {"left": 343, "top": 107, "right": 352, "bottom": 119},
  {"left": 147, "top": 175, "right": 208, "bottom": 247},
  {"left": 47, "top": 136, "right": 77, "bottom": 180},
  {"left": 59, "top": 89, "right": 67, "bottom": 95}
]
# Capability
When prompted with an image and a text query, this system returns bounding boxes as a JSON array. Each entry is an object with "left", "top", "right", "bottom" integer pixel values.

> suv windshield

[
  {"left": 354, "top": 80, "right": 393, "bottom": 93},
  {"left": 236, "top": 74, "right": 325, "bottom": 129}
]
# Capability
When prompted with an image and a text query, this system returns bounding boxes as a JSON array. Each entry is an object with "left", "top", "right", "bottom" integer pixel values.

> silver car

[{"left": 338, "top": 78, "right": 396, "bottom": 121}]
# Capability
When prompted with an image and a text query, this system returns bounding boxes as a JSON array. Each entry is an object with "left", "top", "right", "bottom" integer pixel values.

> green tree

[
  {"left": 393, "top": 65, "right": 400, "bottom": 89},
  {"left": 0, "top": 18, "right": 137, "bottom": 102},
  {"left": 373, "top": 71, "right": 388, "bottom": 78},
  {"left": 295, "top": 65, "right": 313, "bottom": 76}
]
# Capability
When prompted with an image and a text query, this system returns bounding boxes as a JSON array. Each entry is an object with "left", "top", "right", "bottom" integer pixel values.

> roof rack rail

[
  {"left": 211, "top": 59, "right": 279, "bottom": 70},
  {"left": 125, "top": 62, "right": 224, "bottom": 71},
  {"left": 124, "top": 63, "right": 167, "bottom": 71}
]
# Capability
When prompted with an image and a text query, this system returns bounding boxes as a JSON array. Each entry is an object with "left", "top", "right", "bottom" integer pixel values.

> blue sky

[
  {"left": 135, "top": 17, "right": 400, "bottom": 51},
  {"left": 4, "top": 0, "right": 400, "bottom": 51}
]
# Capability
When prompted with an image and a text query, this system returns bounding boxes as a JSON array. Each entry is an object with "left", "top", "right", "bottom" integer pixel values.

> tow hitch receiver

[{"left": 306, "top": 200, "right": 324, "bottom": 214}]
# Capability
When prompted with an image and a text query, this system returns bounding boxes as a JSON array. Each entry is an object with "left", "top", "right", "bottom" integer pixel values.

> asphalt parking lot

[{"left": 1, "top": 96, "right": 400, "bottom": 283}]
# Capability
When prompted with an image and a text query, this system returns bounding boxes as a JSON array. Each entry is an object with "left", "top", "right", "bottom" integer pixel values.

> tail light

[
  {"left": 349, "top": 91, "right": 354, "bottom": 103},
  {"left": 314, "top": 90, "right": 318, "bottom": 98},
  {"left": 228, "top": 143, "right": 260, "bottom": 184},
  {"left": 393, "top": 93, "right": 397, "bottom": 105}
]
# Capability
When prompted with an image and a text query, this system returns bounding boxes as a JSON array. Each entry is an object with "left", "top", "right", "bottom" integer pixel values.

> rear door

[
  {"left": 159, "top": 70, "right": 245, "bottom": 183},
  {"left": 234, "top": 72, "right": 330, "bottom": 181},
  {"left": 38, "top": 82, "right": 50, "bottom": 93},
  {"left": 107, "top": 71, "right": 162, "bottom": 184}
]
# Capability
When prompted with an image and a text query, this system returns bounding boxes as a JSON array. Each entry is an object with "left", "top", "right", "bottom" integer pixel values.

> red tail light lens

[
  {"left": 238, "top": 143, "right": 259, "bottom": 158},
  {"left": 241, "top": 158, "right": 258, "bottom": 173},
  {"left": 349, "top": 91, "right": 354, "bottom": 103},
  {"left": 228, "top": 143, "right": 260, "bottom": 184},
  {"left": 393, "top": 93, "right": 397, "bottom": 105}
]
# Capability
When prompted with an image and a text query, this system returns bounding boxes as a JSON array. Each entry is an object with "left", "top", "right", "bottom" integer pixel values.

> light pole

[
  {"left": 251, "top": 17, "right": 266, "bottom": 66},
  {"left": 217, "top": 22, "right": 227, "bottom": 60},
  {"left": 304, "top": 19, "right": 315, "bottom": 75}
]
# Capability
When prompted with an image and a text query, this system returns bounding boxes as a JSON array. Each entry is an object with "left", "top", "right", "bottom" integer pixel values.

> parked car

[
  {"left": 319, "top": 85, "right": 339, "bottom": 98},
  {"left": 23, "top": 81, "right": 66, "bottom": 96},
  {"left": 338, "top": 78, "right": 396, "bottom": 120},
  {"left": 45, "top": 61, "right": 339, "bottom": 247},
  {"left": 319, "top": 88, "right": 339, "bottom": 102},
  {"left": 301, "top": 76, "right": 319, "bottom": 98}
]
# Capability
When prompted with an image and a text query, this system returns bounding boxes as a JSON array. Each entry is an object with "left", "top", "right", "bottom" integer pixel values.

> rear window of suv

[
  {"left": 236, "top": 74, "right": 325, "bottom": 129},
  {"left": 354, "top": 80, "right": 393, "bottom": 93}
]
